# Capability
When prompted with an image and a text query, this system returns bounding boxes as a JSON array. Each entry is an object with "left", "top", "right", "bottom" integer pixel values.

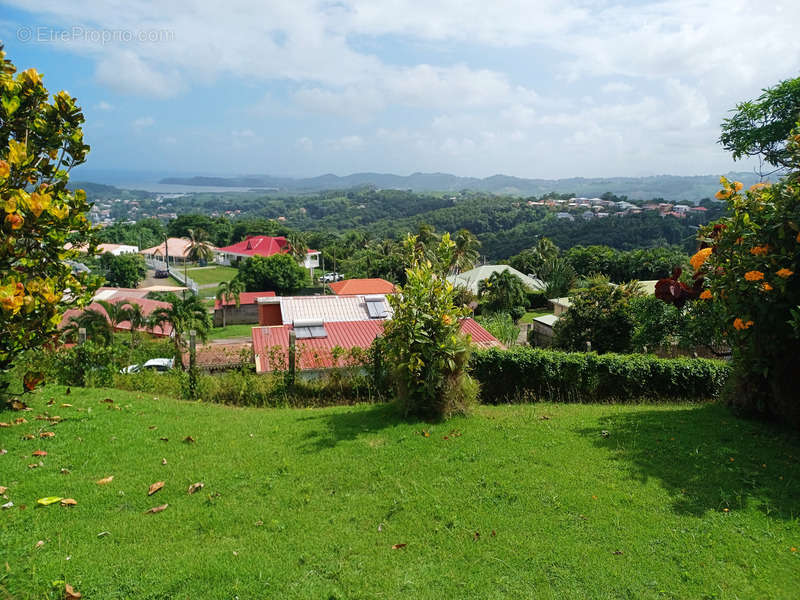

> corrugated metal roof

[
  {"left": 329, "top": 278, "right": 396, "bottom": 295},
  {"left": 216, "top": 236, "right": 319, "bottom": 258},
  {"left": 251, "top": 318, "right": 500, "bottom": 373},
  {"left": 276, "top": 294, "right": 393, "bottom": 325},
  {"left": 60, "top": 296, "right": 174, "bottom": 337},
  {"left": 446, "top": 265, "right": 545, "bottom": 295}
]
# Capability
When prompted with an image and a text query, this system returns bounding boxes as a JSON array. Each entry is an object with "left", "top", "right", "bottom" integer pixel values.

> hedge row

[{"left": 470, "top": 347, "right": 730, "bottom": 404}]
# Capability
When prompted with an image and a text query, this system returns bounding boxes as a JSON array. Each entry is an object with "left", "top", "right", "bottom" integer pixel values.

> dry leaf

[
  {"left": 35, "top": 540, "right": 44, "bottom": 549},
  {"left": 10, "top": 399, "right": 28, "bottom": 411},
  {"left": 60, "top": 468, "right": 70, "bottom": 474},
  {"left": 391, "top": 543, "right": 407, "bottom": 550},
  {"left": 0, "top": 449, "right": 6, "bottom": 455},
  {"left": 187, "top": 482, "right": 204, "bottom": 494},
  {"left": 0, "top": 423, "right": 9, "bottom": 428},
  {"left": 612, "top": 550, "right": 624, "bottom": 555},
  {"left": 64, "top": 582, "right": 82, "bottom": 599},
  {"left": 60, "top": 403, "right": 72, "bottom": 408},
  {"left": 22, "top": 434, "right": 35, "bottom": 440},
  {"left": 47, "top": 399, "right": 55, "bottom": 406},
  {"left": 40, "top": 431, "right": 55, "bottom": 438},
  {"left": 28, "top": 463, "right": 38, "bottom": 469},
  {"left": 60, "top": 498, "right": 77, "bottom": 506},
  {"left": 148, "top": 481, "right": 165, "bottom": 496},
  {"left": 13, "top": 418, "right": 27, "bottom": 425},
  {"left": 65, "top": 387, "right": 71, "bottom": 395},
  {"left": 254, "top": 520, "right": 263, "bottom": 526},
  {"left": 102, "top": 398, "right": 114, "bottom": 403},
  {"left": 473, "top": 531, "right": 480, "bottom": 540},
  {"left": 1, "top": 501, "right": 12, "bottom": 510},
  {"left": 183, "top": 436, "right": 196, "bottom": 443},
  {"left": 161, "top": 458, "right": 167, "bottom": 465},
  {"left": 0, "top": 486, "right": 7, "bottom": 494},
  {"left": 32, "top": 450, "right": 47, "bottom": 457},
  {"left": 96, "top": 476, "right": 114, "bottom": 485},
  {"left": 148, "top": 426, "right": 157, "bottom": 430},
  {"left": 540, "top": 415, "right": 550, "bottom": 420},
  {"left": 159, "top": 437, "right": 169, "bottom": 442},
  {"left": 145, "top": 503, "right": 168, "bottom": 514}
]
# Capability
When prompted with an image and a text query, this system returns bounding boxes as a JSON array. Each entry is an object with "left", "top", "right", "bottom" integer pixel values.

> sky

[{"left": 1, "top": 0, "right": 799, "bottom": 180}]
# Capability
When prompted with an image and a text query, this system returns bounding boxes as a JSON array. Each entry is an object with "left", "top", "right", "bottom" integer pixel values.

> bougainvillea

[{"left": 0, "top": 46, "right": 99, "bottom": 398}]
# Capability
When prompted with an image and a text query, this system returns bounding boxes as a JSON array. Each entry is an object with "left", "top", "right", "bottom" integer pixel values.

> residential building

[
  {"left": 214, "top": 235, "right": 321, "bottom": 271},
  {"left": 447, "top": 264, "right": 545, "bottom": 295},
  {"left": 256, "top": 294, "right": 393, "bottom": 326},
  {"left": 213, "top": 291, "right": 276, "bottom": 327},
  {"left": 329, "top": 278, "right": 395, "bottom": 295}
]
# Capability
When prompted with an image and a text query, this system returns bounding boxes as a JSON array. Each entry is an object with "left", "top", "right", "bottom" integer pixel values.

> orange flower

[
  {"left": 690, "top": 247, "right": 713, "bottom": 271},
  {"left": 733, "top": 181, "right": 743, "bottom": 191},
  {"left": 733, "top": 318, "right": 754, "bottom": 331},
  {"left": 749, "top": 182, "right": 769, "bottom": 192},
  {"left": 744, "top": 271, "right": 764, "bottom": 281},
  {"left": 761, "top": 283, "right": 773, "bottom": 292},
  {"left": 715, "top": 189, "right": 731, "bottom": 200},
  {"left": 777, "top": 268, "right": 794, "bottom": 279},
  {"left": 699, "top": 290, "right": 712, "bottom": 300},
  {"left": 4, "top": 213, "right": 23, "bottom": 230},
  {"left": 749, "top": 245, "right": 770, "bottom": 256},
  {"left": 0, "top": 159, "right": 9, "bottom": 179}
]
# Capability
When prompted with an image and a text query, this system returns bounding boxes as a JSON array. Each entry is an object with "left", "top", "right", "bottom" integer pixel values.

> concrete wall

[{"left": 213, "top": 303, "right": 260, "bottom": 327}]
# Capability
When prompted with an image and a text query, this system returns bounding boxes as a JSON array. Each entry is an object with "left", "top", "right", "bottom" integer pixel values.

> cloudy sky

[{"left": 2, "top": 1, "right": 799, "bottom": 179}]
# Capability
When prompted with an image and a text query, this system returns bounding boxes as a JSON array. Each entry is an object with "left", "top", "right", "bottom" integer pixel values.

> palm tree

[
  {"left": 149, "top": 293, "right": 212, "bottom": 369},
  {"left": 122, "top": 302, "right": 147, "bottom": 346},
  {"left": 215, "top": 279, "right": 244, "bottom": 328},
  {"left": 184, "top": 228, "right": 215, "bottom": 280},
  {"left": 478, "top": 270, "right": 527, "bottom": 314},
  {"left": 450, "top": 229, "right": 481, "bottom": 275},
  {"left": 96, "top": 299, "right": 130, "bottom": 332},
  {"left": 286, "top": 231, "right": 309, "bottom": 262},
  {"left": 62, "top": 309, "right": 113, "bottom": 344}
]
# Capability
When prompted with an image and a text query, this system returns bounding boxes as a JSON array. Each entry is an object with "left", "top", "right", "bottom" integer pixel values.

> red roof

[
  {"left": 59, "top": 296, "right": 175, "bottom": 337},
  {"left": 214, "top": 291, "right": 275, "bottom": 310},
  {"left": 251, "top": 318, "right": 501, "bottom": 373},
  {"left": 329, "top": 278, "right": 396, "bottom": 295},
  {"left": 216, "top": 236, "right": 318, "bottom": 258}
]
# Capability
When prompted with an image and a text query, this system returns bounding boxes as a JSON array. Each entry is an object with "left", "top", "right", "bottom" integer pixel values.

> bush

[
  {"left": 470, "top": 346, "right": 730, "bottom": 404},
  {"left": 476, "top": 312, "right": 520, "bottom": 346},
  {"left": 553, "top": 284, "right": 636, "bottom": 353},
  {"left": 526, "top": 290, "right": 550, "bottom": 310}
]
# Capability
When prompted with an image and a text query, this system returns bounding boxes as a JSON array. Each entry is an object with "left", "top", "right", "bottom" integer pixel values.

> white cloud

[
  {"left": 296, "top": 136, "right": 313, "bottom": 151},
  {"left": 601, "top": 82, "right": 633, "bottom": 95},
  {"left": 131, "top": 116, "right": 155, "bottom": 129},
  {"left": 95, "top": 100, "right": 113, "bottom": 110}
]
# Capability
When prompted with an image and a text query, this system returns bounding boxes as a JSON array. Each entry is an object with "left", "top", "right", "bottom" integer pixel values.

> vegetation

[
  {"left": 100, "top": 253, "right": 146, "bottom": 288},
  {"left": 477, "top": 269, "right": 529, "bottom": 319},
  {"left": 149, "top": 294, "right": 212, "bottom": 369},
  {"left": 236, "top": 254, "right": 307, "bottom": 295},
  {"left": 3, "top": 386, "right": 798, "bottom": 599},
  {"left": 0, "top": 46, "right": 97, "bottom": 398},
  {"left": 475, "top": 312, "right": 520, "bottom": 347},
  {"left": 215, "top": 279, "right": 244, "bottom": 328}
]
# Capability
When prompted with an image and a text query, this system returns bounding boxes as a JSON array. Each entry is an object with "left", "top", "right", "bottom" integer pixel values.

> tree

[
  {"left": 450, "top": 228, "right": 481, "bottom": 275},
  {"left": 509, "top": 237, "right": 559, "bottom": 277},
  {"left": 100, "top": 252, "right": 146, "bottom": 288},
  {"left": 478, "top": 270, "right": 528, "bottom": 317},
  {"left": 553, "top": 284, "right": 638, "bottom": 354},
  {"left": 123, "top": 302, "right": 146, "bottom": 346},
  {"left": 719, "top": 77, "right": 800, "bottom": 173},
  {"left": 539, "top": 256, "right": 577, "bottom": 299},
  {"left": 62, "top": 309, "right": 112, "bottom": 345},
  {"left": 149, "top": 294, "right": 211, "bottom": 369},
  {"left": 96, "top": 299, "right": 130, "bottom": 331},
  {"left": 215, "top": 278, "right": 244, "bottom": 328},
  {"left": 383, "top": 233, "right": 478, "bottom": 419},
  {"left": 184, "top": 227, "right": 214, "bottom": 283},
  {"left": 0, "top": 46, "right": 97, "bottom": 397},
  {"left": 237, "top": 254, "right": 306, "bottom": 294},
  {"left": 286, "top": 231, "right": 309, "bottom": 262}
]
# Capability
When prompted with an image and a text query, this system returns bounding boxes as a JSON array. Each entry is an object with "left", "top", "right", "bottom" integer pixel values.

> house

[
  {"left": 329, "top": 278, "right": 395, "bottom": 296},
  {"left": 446, "top": 265, "right": 545, "bottom": 296},
  {"left": 251, "top": 318, "right": 501, "bottom": 373},
  {"left": 556, "top": 212, "right": 574, "bottom": 221},
  {"left": 64, "top": 242, "right": 139, "bottom": 255},
  {"left": 214, "top": 235, "right": 320, "bottom": 271},
  {"left": 213, "top": 291, "right": 276, "bottom": 327},
  {"left": 59, "top": 293, "right": 174, "bottom": 337},
  {"left": 256, "top": 294, "right": 393, "bottom": 326},
  {"left": 140, "top": 238, "right": 212, "bottom": 265}
]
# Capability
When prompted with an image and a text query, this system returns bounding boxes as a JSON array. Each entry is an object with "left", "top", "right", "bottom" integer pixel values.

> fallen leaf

[
  {"left": 64, "top": 582, "right": 82, "bottom": 599},
  {"left": 61, "top": 404, "right": 72, "bottom": 408},
  {"left": 159, "top": 437, "right": 169, "bottom": 442},
  {"left": 60, "top": 468, "right": 70, "bottom": 474},
  {"left": 0, "top": 486, "right": 6, "bottom": 494},
  {"left": 97, "top": 531, "right": 110, "bottom": 537},
  {"left": 13, "top": 418, "right": 27, "bottom": 425},
  {"left": 161, "top": 458, "right": 167, "bottom": 465},
  {"left": 65, "top": 387, "right": 71, "bottom": 395},
  {"left": 1, "top": 502, "right": 13, "bottom": 510},
  {"left": 491, "top": 530, "right": 497, "bottom": 537},
  {"left": 32, "top": 450, "right": 47, "bottom": 457},
  {"left": 35, "top": 540, "right": 44, "bottom": 549},
  {"left": 391, "top": 543, "right": 407, "bottom": 549},
  {"left": 28, "top": 464, "right": 39, "bottom": 469},
  {"left": 96, "top": 476, "right": 114, "bottom": 485},
  {"left": 473, "top": 531, "right": 480, "bottom": 540},
  {"left": 11, "top": 399, "right": 28, "bottom": 411},
  {"left": 148, "top": 426, "right": 157, "bottom": 430},
  {"left": 47, "top": 399, "right": 55, "bottom": 405},
  {"left": 540, "top": 415, "right": 550, "bottom": 420},
  {"left": 148, "top": 481, "right": 165, "bottom": 495},
  {"left": 232, "top": 551, "right": 238, "bottom": 556},
  {"left": 613, "top": 550, "right": 623, "bottom": 555},
  {"left": 0, "top": 449, "right": 6, "bottom": 455},
  {"left": 40, "top": 431, "right": 55, "bottom": 438},
  {"left": 22, "top": 434, "right": 35, "bottom": 440},
  {"left": 60, "top": 498, "right": 77, "bottom": 506},
  {"left": 187, "top": 482, "right": 204, "bottom": 494},
  {"left": 0, "top": 423, "right": 9, "bottom": 428},
  {"left": 254, "top": 520, "right": 263, "bottom": 526},
  {"left": 145, "top": 503, "right": 168, "bottom": 514},
  {"left": 36, "top": 497, "right": 62, "bottom": 506},
  {"left": 102, "top": 398, "right": 114, "bottom": 403},
  {"left": 183, "top": 436, "right": 196, "bottom": 443}
]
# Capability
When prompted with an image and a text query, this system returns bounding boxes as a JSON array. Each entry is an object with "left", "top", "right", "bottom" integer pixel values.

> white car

[
  {"left": 120, "top": 358, "right": 175, "bottom": 374},
  {"left": 320, "top": 272, "right": 343, "bottom": 283}
]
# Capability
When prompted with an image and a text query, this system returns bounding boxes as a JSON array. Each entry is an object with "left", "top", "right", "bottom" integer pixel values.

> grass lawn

[
  {"left": 207, "top": 323, "right": 255, "bottom": 340},
  {"left": 184, "top": 265, "right": 239, "bottom": 286},
  {"left": 520, "top": 310, "right": 553, "bottom": 324},
  {"left": 1, "top": 388, "right": 799, "bottom": 599}
]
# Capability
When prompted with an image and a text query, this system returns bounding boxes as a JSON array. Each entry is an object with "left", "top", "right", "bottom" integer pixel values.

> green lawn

[
  {"left": 184, "top": 265, "right": 239, "bottom": 286},
  {"left": 207, "top": 323, "right": 255, "bottom": 340},
  {"left": 1, "top": 388, "right": 799, "bottom": 598},
  {"left": 520, "top": 309, "right": 553, "bottom": 324}
]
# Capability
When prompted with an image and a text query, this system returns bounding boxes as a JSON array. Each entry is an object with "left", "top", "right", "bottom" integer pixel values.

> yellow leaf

[
  {"left": 36, "top": 496, "right": 62, "bottom": 506},
  {"left": 96, "top": 476, "right": 114, "bottom": 485},
  {"left": 8, "top": 139, "right": 27, "bottom": 167}
]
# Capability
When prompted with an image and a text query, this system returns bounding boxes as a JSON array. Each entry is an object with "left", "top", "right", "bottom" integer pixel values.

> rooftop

[{"left": 329, "top": 278, "right": 396, "bottom": 295}]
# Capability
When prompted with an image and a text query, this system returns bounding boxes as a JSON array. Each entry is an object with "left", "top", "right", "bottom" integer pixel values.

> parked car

[
  {"left": 320, "top": 272, "right": 343, "bottom": 283},
  {"left": 120, "top": 358, "right": 175, "bottom": 374}
]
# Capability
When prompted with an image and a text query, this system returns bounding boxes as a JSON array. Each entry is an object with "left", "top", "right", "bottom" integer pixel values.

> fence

[{"left": 144, "top": 257, "right": 199, "bottom": 295}]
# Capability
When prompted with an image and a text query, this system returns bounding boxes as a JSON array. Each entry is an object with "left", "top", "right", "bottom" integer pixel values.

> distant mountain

[{"left": 158, "top": 171, "right": 767, "bottom": 201}]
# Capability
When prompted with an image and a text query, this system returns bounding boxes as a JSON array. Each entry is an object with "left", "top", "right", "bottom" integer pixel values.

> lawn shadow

[
  {"left": 297, "top": 401, "right": 415, "bottom": 452},
  {"left": 577, "top": 403, "right": 800, "bottom": 519}
]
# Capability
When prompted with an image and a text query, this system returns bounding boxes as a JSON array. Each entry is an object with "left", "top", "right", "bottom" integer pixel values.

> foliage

[
  {"left": 100, "top": 252, "right": 146, "bottom": 287},
  {"left": 553, "top": 284, "right": 639, "bottom": 354},
  {"left": 477, "top": 269, "right": 528, "bottom": 316},
  {"left": 99, "top": 218, "right": 165, "bottom": 249},
  {"left": 470, "top": 347, "right": 729, "bottom": 404},
  {"left": 383, "top": 233, "right": 478, "bottom": 419},
  {"left": 564, "top": 245, "right": 688, "bottom": 282},
  {"left": 0, "top": 46, "right": 98, "bottom": 397},
  {"left": 149, "top": 293, "right": 212, "bottom": 369},
  {"left": 236, "top": 253, "right": 307, "bottom": 294},
  {"left": 538, "top": 256, "right": 577, "bottom": 299},
  {"left": 629, "top": 295, "right": 683, "bottom": 352},
  {"left": 215, "top": 278, "right": 245, "bottom": 328},
  {"left": 184, "top": 227, "right": 215, "bottom": 264},
  {"left": 719, "top": 76, "right": 800, "bottom": 171},
  {"left": 508, "top": 237, "right": 559, "bottom": 277},
  {"left": 475, "top": 312, "right": 520, "bottom": 347}
]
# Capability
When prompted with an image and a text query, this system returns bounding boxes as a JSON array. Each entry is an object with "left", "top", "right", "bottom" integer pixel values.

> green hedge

[{"left": 470, "top": 347, "right": 730, "bottom": 404}]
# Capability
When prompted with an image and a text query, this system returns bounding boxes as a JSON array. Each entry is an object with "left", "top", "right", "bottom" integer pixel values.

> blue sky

[{"left": 1, "top": 1, "right": 799, "bottom": 180}]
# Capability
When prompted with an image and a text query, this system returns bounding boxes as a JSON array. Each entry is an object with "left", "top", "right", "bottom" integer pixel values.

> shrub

[
  {"left": 470, "top": 346, "right": 729, "bottom": 404},
  {"left": 525, "top": 290, "right": 550, "bottom": 310},
  {"left": 553, "top": 284, "right": 636, "bottom": 353},
  {"left": 476, "top": 312, "right": 520, "bottom": 346}
]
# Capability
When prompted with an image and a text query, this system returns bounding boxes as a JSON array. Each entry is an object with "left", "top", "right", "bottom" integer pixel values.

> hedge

[{"left": 470, "top": 347, "right": 730, "bottom": 404}]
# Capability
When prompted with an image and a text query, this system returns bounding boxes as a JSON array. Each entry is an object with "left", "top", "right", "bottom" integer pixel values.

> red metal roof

[
  {"left": 214, "top": 291, "right": 275, "bottom": 310},
  {"left": 216, "top": 236, "right": 319, "bottom": 258},
  {"left": 329, "top": 278, "right": 396, "bottom": 295},
  {"left": 251, "top": 318, "right": 501, "bottom": 373},
  {"left": 59, "top": 296, "right": 175, "bottom": 337}
]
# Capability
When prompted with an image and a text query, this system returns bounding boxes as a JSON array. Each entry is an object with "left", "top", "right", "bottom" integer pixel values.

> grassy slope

[
  {"left": 184, "top": 266, "right": 239, "bottom": 286},
  {"left": 206, "top": 323, "right": 255, "bottom": 340},
  {"left": 1, "top": 388, "right": 799, "bottom": 599}
]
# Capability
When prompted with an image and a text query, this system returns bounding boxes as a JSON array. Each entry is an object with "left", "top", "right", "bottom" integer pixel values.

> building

[
  {"left": 530, "top": 313, "right": 559, "bottom": 346},
  {"left": 140, "top": 238, "right": 213, "bottom": 265},
  {"left": 214, "top": 235, "right": 320, "bottom": 271},
  {"left": 251, "top": 318, "right": 501, "bottom": 373},
  {"left": 213, "top": 291, "right": 276, "bottom": 327},
  {"left": 447, "top": 265, "right": 545, "bottom": 296},
  {"left": 549, "top": 297, "right": 572, "bottom": 316},
  {"left": 329, "top": 278, "right": 395, "bottom": 296},
  {"left": 59, "top": 292, "right": 174, "bottom": 337},
  {"left": 65, "top": 242, "right": 139, "bottom": 255},
  {"left": 256, "top": 294, "right": 393, "bottom": 326}
]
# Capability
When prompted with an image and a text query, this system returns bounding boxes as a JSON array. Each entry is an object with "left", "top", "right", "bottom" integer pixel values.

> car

[
  {"left": 120, "top": 358, "right": 175, "bottom": 374},
  {"left": 319, "top": 272, "right": 343, "bottom": 283}
]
